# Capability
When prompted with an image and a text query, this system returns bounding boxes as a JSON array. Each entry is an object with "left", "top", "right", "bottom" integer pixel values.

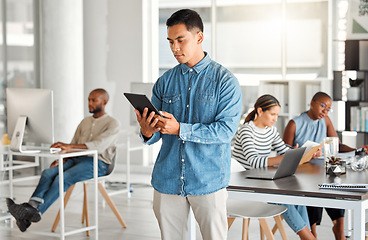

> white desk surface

[{"left": 1, "top": 146, "right": 99, "bottom": 240}]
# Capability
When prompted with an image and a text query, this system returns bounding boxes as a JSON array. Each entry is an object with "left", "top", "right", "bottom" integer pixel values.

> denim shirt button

[
  {"left": 181, "top": 176, "right": 184, "bottom": 180},
  {"left": 182, "top": 141, "right": 185, "bottom": 144},
  {"left": 181, "top": 159, "right": 184, "bottom": 162}
]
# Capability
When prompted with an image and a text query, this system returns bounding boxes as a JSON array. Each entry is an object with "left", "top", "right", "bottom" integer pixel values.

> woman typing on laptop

[{"left": 232, "top": 94, "right": 316, "bottom": 240}]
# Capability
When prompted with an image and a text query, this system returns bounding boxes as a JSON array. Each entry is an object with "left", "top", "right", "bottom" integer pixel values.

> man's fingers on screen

[
  {"left": 135, "top": 110, "right": 141, "bottom": 121},
  {"left": 145, "top": 113, "right": 154, "bottom": 125},
  {"left": 155, "top": 120, "right": 163, "bottom": 129},
  {"left": 150, "top": 118, "right": 158, "bottom": 127},
  {"left": 142, "top": 107, "right": 149, "bottom": 118},
  {"left": 160, "top": 111, "right": 172, "bottom": 119}
]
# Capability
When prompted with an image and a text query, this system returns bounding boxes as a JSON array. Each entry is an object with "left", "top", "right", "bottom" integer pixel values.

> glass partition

[{"left": 0, "top": 0, "right": 38, "bottom": 139}]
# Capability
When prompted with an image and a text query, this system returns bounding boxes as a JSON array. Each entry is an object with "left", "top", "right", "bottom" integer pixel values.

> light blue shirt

[
  {"left": 292, "top": 111, "right": 327, "bottom": 146},
  {"left": 141, "top": 53, "right": 242, "bottom": 196}
]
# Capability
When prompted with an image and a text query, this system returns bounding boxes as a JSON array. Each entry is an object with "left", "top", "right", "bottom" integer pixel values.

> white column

[
  {"left": 142, "top": 0, "right": 159, "bottom": 83},
  {"left": 83, "top": 0, "right": 109, "bottom": 117},
  {"left": 40, "top": 0, "right": 84, "bottom": 142},
  {"left": 83, "top": 0, "right": 145, "bottom": 129}
]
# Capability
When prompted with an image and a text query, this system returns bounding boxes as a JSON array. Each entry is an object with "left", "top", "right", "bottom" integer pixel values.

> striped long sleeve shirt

[{"left": 232, "top": 121, "right": 290, "bottom": 169}]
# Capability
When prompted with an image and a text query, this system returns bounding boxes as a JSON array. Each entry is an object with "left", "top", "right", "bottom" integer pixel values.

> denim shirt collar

[{"left": 180, "top": 52, "right": 211, "bottom": 75}]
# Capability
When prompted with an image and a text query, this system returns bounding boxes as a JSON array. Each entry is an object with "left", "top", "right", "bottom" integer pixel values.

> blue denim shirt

[{"left": 142, "top": 53, "right": 242, "bottom": 196}]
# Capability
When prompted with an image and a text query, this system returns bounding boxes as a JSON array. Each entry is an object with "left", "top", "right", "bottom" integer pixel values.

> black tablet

[{"left": 123, "top": 93, "right": 163, "bottom": 117}]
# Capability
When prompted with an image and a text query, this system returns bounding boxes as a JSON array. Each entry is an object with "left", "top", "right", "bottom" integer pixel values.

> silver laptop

[{"left": 244, "top": 147, "right": 306, "bottom": 180}]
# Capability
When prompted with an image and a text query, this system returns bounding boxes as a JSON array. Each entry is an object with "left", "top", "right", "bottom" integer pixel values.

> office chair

[
  {"left": 51, "top": 152, "right": 127, "bottom": 236},
  {"left": 227, "top": 199, "right": 288, "bottom": 240}
]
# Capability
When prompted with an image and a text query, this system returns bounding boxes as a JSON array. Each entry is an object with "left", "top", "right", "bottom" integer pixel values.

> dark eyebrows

[
  {"left": 316, "top": 100, "right": 331, "bottom": 106},
  {"left": 167, "top": 36, "right": 185, "bottom": 41}
]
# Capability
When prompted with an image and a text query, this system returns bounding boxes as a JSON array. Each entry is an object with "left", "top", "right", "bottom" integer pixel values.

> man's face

[
  {"left": 167, "top": 23, "right": 203, "bottom": 68},
  {"left": 88, "top": 92, "right": 104, "bottom": 114}
]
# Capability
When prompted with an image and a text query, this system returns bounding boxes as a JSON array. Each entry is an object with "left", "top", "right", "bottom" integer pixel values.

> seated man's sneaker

[
  {"left": 6, "top": 198, "right": 41, "bottom": 223},
  {"left": 16, "top": 219, "right": 31, "bottom": 232}
]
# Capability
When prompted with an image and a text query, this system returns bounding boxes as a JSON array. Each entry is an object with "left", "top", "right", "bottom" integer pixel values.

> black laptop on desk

[{"left": 244, "top": 147, "right": 306, "bottom": 180}]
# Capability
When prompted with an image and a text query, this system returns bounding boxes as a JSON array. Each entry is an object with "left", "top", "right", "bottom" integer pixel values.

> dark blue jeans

[{"left": 30, "top": 156, "right": 108, "bottom": 214}]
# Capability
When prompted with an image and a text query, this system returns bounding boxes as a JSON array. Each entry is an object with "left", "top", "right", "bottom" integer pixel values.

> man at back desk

[{"left": 6, "top": 88, "right": 120, "bottom": 232}]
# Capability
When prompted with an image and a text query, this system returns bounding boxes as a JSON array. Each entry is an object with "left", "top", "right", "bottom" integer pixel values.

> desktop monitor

[{"left": 6, "top": 88, "right": 54, "bottom": 152}]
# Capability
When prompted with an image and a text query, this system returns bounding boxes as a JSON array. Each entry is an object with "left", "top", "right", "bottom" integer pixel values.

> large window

[
  {"left": 216, "top": 2, "right": 283, "bottom": 81},
  {"left": 159, "top": 0, "right": 330, "bottom": 84},
  {"left": 0, "top": 0, "right": 39, "bottom": 137}
]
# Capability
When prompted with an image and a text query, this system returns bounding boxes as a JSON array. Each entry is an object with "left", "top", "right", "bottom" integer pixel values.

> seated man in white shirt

[{"left": 6, "top": 88, "right": 120, "bottom": 232}]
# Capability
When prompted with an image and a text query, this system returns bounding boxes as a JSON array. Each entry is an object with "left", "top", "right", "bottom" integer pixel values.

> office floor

[{"left": 0, "top": 168, "right": 350, "bottom": 239}]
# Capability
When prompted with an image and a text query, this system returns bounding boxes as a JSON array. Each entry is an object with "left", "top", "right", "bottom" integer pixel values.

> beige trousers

[{"left": 153, "top": 188, "right": 228, "bottom": 240}]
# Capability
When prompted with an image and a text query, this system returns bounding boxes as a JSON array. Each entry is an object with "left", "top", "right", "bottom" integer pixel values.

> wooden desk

[
  {"left": 227, "top": 160, "right": 368, "bottom": 240},
  {"left": 1, "top": 146, "right": 99, "bottom": 240}
]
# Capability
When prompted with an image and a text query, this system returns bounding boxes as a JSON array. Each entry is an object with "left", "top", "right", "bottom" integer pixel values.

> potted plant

[{"left": 326, "top": 156, "right": 346, "bottom": 175}]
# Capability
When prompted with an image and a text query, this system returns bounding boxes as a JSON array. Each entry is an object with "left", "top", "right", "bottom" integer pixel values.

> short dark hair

[
  {"left": 166, "top": 9, "right": 204, "bottom": 33},
  {"left": 312, "top": 92, "right": 331, "bottom": 102}
]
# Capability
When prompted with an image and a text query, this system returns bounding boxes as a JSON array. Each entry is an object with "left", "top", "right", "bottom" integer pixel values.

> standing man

[
  {"left": 135, "top": 9, "right": 242, "bottom": 240},
  {"left": 7, "top": 88, "right": 120, "bottom": 232}
]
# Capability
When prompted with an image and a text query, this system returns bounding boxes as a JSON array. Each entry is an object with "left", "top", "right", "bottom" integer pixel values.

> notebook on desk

[
  {"left": 318, "top": 183, "right": 368, "bottom": 191},
  {"left": 244, "top": 147, "right": 306, "bottom": 180}
]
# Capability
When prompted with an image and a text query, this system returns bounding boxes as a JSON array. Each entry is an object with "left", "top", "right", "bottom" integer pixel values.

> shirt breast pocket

[
  {"left": 194, "top": 91, "right": 215, "bottom": 123},
  {"left": 195, "top": 91, "right": 214, "bottom": 102},
  {"left": 162, "top": 94, "right": 181, "bottom": 114}
]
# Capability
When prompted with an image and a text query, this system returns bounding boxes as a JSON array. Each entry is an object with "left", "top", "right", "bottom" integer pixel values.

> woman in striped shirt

[{"left": 232, "top": 94, "right": 315, "bottom": 240}]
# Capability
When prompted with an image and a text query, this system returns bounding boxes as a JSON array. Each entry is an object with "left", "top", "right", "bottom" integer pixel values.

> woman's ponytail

[{"left": 244, "top": 109, "right": 257, "bottom": 123}]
